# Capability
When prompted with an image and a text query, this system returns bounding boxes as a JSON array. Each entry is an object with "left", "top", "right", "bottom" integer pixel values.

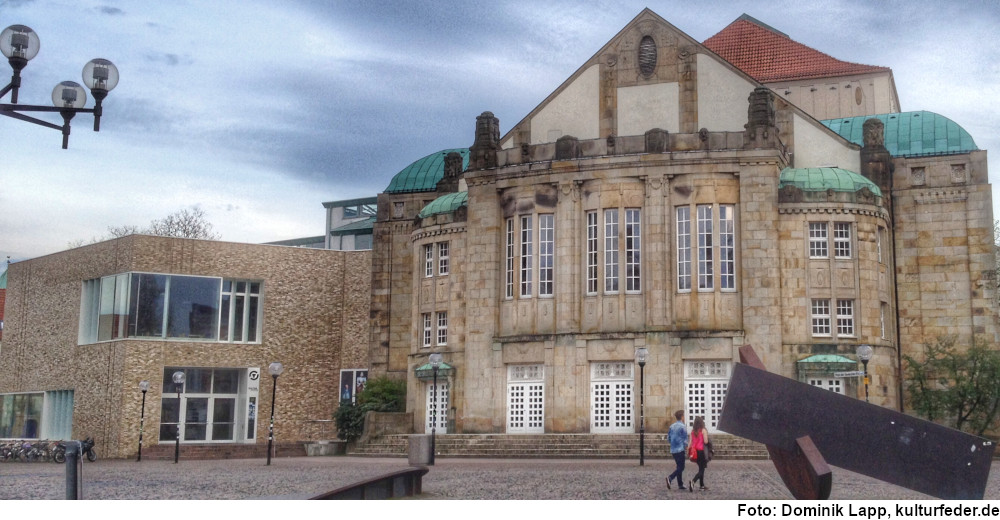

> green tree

[
  {"left": 334, "top": 377, "right": 406, "bottom": 442},
  {"left": 904, "top": 336, "right": 1000, "bottom": 436}
]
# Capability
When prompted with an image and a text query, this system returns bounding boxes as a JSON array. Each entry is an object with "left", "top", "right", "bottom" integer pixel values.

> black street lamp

[
  {"left": 172, "top": 371, "right": 185, "bottom": 464},
  {"left": 429, "top": 352, "right": 442, "bottom": 466},
  {"left": 1, "top": 25, "right": 119, "bottom": 148},
  {"left": 636, "top": 347, "right": 648, "bottom": 466},
  {"left": 137, "top": 380, "right": 149, "bottom": 462},
  {"left": 857, "top": 344, "right": 873, "bottom": 403},
  {"left": 266, "top": 362, "right": 284, "bottom": 466}
]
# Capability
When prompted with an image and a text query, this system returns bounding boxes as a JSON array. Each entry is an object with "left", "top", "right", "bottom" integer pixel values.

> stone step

[{"left": 347, "top": 434, "right": 770, "bottom": 460}]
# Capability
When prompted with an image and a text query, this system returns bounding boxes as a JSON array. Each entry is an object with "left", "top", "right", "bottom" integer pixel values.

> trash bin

[{"left": 408, "top": 434, "right": 432, "bottom": 466}]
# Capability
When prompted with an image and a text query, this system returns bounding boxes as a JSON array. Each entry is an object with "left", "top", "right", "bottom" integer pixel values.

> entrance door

[
  {"left": 684, "top": 361, "right": 731, "bottom": 432},
  {"left": 590, "top": 362, "right": 634, "bottom": 433},
  {"left": 507, "top": 364, "right": 544, "bottom": 433},
  {"left": 425, "top": 381, "right": 449, "bottom": 434}
]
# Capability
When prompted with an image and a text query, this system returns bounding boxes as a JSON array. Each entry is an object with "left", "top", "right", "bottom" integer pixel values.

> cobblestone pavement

[{"left": 0, "top": 456, "right": 995, "bottom": 500}]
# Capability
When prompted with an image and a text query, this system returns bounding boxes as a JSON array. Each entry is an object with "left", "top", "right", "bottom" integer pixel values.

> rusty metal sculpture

[{"left": 719, "top": 345, "right": 995, "bottom": 500}]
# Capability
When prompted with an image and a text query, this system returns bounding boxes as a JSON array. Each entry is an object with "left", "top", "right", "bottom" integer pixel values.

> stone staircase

[{"left": 348, "top": 433, "right": 769, "bottom": 460}]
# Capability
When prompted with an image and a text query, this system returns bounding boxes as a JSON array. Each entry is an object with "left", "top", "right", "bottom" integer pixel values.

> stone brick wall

[{"left": 0, "top": 235, "right": 370, "bottom": 458}]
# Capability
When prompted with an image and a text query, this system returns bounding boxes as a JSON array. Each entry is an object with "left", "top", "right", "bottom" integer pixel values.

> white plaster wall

[
  {"left": 792, "top": 113, "right": 861, "bottom": 171},
  {"left": 530, "top": 65, "right": 601, "bottom": 144},
  {"left": 617, "top": 82, "right": 679, "bottom": 136},
  {"left": 697, "top": 53, "right": 756, "bottom": 132}
]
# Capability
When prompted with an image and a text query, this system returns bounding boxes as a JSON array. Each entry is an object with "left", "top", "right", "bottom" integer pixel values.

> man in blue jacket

[{"left": 666, "top": 409, "right": 688, "bottom": 490}]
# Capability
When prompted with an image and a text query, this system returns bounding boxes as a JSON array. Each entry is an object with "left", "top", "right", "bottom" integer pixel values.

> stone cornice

[
  {"left": 411, "top": 225, "right": 467, "bottom": 243},
  {"left": 912, "top": 189, "right": 970, "bottom": 205}
]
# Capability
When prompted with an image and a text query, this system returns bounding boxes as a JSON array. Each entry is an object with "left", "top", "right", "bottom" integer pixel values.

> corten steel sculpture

[{"left": 719, "top": 345, "right": 995, "bottom": 500}]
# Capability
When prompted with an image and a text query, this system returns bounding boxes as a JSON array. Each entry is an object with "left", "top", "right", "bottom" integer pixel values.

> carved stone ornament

[{"left": 862, "top": 118, "right": 885, "bottom": 148}]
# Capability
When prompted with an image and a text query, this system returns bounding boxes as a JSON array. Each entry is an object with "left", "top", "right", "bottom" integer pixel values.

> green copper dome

[
  {"left": 418, "top": 191, "right": 468, "bottom": 218},
  {"left": 821, "top": 111, "right": 977, "bottom": 157},
  {"left": 385, "top": 148, "right": 470, "bottom": 194},
  {"left": 779, "top": 167, "right": 882, "bottom": 197}
]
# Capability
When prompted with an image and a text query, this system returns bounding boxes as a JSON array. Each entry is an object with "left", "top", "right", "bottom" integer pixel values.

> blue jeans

[{"left": 669, "top": 452, "right": 686, "bottom": 487}]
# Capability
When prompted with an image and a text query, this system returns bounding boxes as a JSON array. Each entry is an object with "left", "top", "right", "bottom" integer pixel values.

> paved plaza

[{"left": 1, "top": 456, "right": 995, "bottom": 500}]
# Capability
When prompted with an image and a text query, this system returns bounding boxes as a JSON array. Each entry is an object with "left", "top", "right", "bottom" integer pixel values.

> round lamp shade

[
  {"left": 82, "top": 58, "right": 119, "bottom": 92},
  {"left": 52, "top": 81, "right": 86, "bottom": 109},
  {"left": 856, "top": 344, "right": 874, "bottom": 362},
  {"left": 268, "top": 362, "right": 284, "bottom": 377},
  {"left": 172, "top": 371, "right": 186, "bottom": 385},
  {"left": 0, "top": 25, "right": 40, "bottom": 61}
]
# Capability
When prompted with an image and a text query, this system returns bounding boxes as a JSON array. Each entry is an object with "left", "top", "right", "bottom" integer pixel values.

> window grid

[
  {"left": 719, "top": 205, "right": 735, "bottom": 290},
  {"left": 811, "top": 299, "right": 831, "bottom": 336},
  {"left": 625, "top": 208, "right": 641, "bottom": 293},
  {"left": 677, "top": 207, "right": 691, "bottom": 291},
  {"left": 604, "top": 209, "right": 619, "bottom": 293},
  {"left": 520, "top": 215, "right": 533, "bottom": 297},
  {"left": 697, "top": 205, "right": 713, "bottom": 290},
  {"left": 438, "top": 242, "right": 449, "bottom": 276},
  {"left": 834, "top": 223, "right": 852, "bottom": 258},
  {"left": 424, "top": 244, "right": 434, "bottom": 277},
  {"left": 539, "top": 214, "right": 554, "bottom": 297},
  {"left": 586, "top": 212, "right": 598, "bottom": 294},
  {"left": 810, "top": 379, "right": 843, "bottom": 394},
  {"left": 809, "top": 223, "right": 828, "bottom": 258},
  {"left": 505, "top": 219, "right": 514, "bottom": 299},
  {"left": 836, "top": 299, "right": 854, "bottom": 337},
  {"left": 436, "top": 311, "right": 448, "bottom": 345},
  {"left": 426, "top": 382, "right": 449, "bottom": 433},
  {"left": 421, "top": 313, "right": 432, "bottom": 347}
]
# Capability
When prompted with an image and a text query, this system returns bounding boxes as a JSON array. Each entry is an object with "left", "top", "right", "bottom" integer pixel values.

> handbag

[
  {"left": 706, "top": 440, "right": 714, "bottom": 462},
  {"left": 688, "top": 445, "right": 698, "bottom": 462}
]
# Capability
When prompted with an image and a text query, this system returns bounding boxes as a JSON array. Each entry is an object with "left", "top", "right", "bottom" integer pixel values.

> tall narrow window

[
  {"left": 811, "top": 299, "right": 831, "bottom": 336},
  {"left": 436, "top": 311, "right": 448, "bottom": 346},
  {"left": 438, "top": 242, "right": 449, "bottom": 276},
  {"left": 697, "top": 205, "right": 713, "bottom": 290},
  {"left": 520, "top": 215, "right": 533, "bottom": 297},
  {"left": 625, "top": 209, "right": 641, "bottom": 293},
  {"left": 422, "top": 313, "right": 432, "bottom": 347},
  {"left": 586, "top": 211, "right": 598, "bottom": 295},
  {"left": 880, "top": 302, "right": 888, "bottom": 339},
  {"left": 604, "top": 209, "right": 619, "bottom": 293},
  {"left": 834, "top": 223, "right": 852, "bottom": 259},
  {"left": 505, "top": 219, "right": 514, "bottom": 299},
  {"left": 677, "top": 207, "right": 691, "bottom": 291},
  {"left": 836, "top": 299, "right": 854, "bottom": 336},
  {"left": 876, "top": 226, "right": 884, "bottom": 264},
  {"left": 424, "top": 244, "right": 434, "bottom": 277},
  {"left": 809, "top": 223, "right": 828, "bottom": 258},
  {"left": 539, "top": 214, "right": 554, "bottom": 297},
  {"left": 719, "top": 205, "right": 735, "bottom": 290}
]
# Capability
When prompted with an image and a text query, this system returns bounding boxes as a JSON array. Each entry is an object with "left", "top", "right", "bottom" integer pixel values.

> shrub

[{"left": 334, "top": 376, "right": 406, "bottom": 441}]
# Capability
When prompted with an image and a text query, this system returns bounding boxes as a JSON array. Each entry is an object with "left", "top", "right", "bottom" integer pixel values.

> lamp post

[
  {"left": 171, "top": 371, "right": 185, "bottom": 464},
  {"left": 137, "top": 380, "right": 149, "bottom": 462},
  {"left": 636, "top": 347, "right": 648, "bottom": 466},
  {"left": 429, "top": 352, "right": 442, "bottom": 466},
  {"left": 266, "top": 362, "right": 284, "bottom": 466},
  {"left": 1, "top": 25, "right": 119, "bottom": 148},
  {"left": 857, "top": 344, "right": 873, "bottom": 403}
]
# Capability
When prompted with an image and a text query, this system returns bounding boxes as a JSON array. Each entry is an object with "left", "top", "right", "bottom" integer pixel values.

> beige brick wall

[{"left": 0, "top": 235, "right": 370, "bottom": 458}]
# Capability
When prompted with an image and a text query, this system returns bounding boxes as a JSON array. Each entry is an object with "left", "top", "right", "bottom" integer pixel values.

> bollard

[{"left": 64, "top": 440, "right": 82, "bottom": 500}]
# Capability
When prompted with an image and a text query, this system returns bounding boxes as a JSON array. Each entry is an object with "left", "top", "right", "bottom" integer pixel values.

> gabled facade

[
  {"left": 369, "top": 9, "right": 997, "bottom": 436},
  {"left": 704, "top": 14, "right": 900, "bottom": 120}
]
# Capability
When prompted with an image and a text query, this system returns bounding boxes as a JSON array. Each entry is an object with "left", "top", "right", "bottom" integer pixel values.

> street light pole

[
  {"left": 636, "top": 347, "right": 648, "bottom": 466},
  {"left": 137, "top": 380, "right": 149, "bottom": 462},
  {"left": 429, "top": 353, "right": 442, "bottom": 466},
  {"left": 266, "top": 362, "right": 284, "bottom": 466},
  {"left": 1, "top": 25, "right": 119, "bottom": 149},
  {"left": 172, "top": 371, "right": 185, "bottom": 464},
  {"left": 857, "top": 344, "right": 873, "bottom": 404}
]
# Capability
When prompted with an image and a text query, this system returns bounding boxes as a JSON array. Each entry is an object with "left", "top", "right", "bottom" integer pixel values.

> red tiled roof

[{"left": 703, "top": 17, "right": 890, "bottom": 83}]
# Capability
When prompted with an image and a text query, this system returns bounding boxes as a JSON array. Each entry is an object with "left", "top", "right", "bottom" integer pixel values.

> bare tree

[
  {"left": 67, "top": 207, "right": 220, "bottom": 248},
  {"left": 146, "top": 208, "right": 220, "bottom": 239}
]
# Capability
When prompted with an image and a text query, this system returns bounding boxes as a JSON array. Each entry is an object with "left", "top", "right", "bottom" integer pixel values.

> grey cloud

[{"left": 97, "top": 6, "right": 124, "bottom": 15}]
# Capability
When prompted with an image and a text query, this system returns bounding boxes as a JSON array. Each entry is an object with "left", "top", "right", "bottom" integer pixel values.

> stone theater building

[
  {"left": 0, "top": 9, "right": 996, "bottom": 456},
  {"left": 370, "top": 10, "right": 998, "bottom": 436}
]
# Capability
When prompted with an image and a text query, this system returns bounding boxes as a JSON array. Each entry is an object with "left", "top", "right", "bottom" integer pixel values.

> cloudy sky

[{"left": 2, "top": 0, "right": 999, "bottom": 265}]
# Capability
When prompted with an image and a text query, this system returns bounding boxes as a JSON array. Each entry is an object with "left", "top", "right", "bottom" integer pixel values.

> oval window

[
  {"left": 638, "top": 36, "right": 657, "bottom": 77},
  {"left": 855, "top": 86, "right": 863, "bottom": 105}
]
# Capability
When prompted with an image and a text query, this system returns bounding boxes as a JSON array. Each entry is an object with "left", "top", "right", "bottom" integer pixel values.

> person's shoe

[
  {"left": 665, "top": 476, "right": 672, "bottom": 490},
  {"left": 700, "top": 486, "right": 708, "bottom": 491},
  {"left": 688, "top": 481, "right": 694, "bottom": 493}
]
